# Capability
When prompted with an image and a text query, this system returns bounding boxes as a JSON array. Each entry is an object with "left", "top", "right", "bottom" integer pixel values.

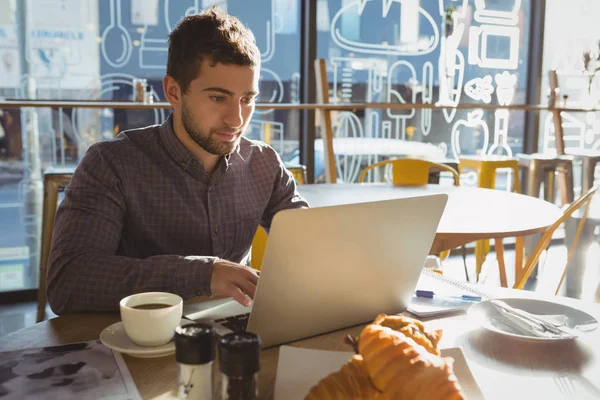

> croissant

[
  {"left": 359, "top": 324, "right": 465, "bottom": 400},
  {"left": 372, "top": 314, "right": 442, "bottom": 356},
  {"left": 304, "top": 355, "right": 388, "bottom": 400}
]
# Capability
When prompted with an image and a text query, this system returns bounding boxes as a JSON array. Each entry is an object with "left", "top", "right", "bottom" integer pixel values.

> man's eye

[
  {"left": 210, "top": 96, "right": 226, "bottom": 103},
  {"left": 241, "top": 97, "right": 255, "bottom": 105}
]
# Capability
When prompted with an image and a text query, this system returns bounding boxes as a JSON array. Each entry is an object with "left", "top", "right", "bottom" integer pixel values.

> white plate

[
  {"left": 467, "top": 298, "right": 598, "bottom": 342},
  {"left": 99, "top": 318, "right": 193, "bottom": 358}
]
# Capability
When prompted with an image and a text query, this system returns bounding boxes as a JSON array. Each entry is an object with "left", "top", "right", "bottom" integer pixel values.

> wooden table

[{"left": 1, "top": 289, "right": 599, "bottom": 399}]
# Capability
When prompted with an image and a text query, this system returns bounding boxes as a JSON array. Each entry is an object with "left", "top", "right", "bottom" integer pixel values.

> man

[{"left": 47, "top": 7, "right": 309, "bottom": 314}]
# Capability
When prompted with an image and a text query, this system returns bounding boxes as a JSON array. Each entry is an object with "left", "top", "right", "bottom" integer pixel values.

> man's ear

[{"left": 163, "top": 75, "right": 182, "bottom": 108}]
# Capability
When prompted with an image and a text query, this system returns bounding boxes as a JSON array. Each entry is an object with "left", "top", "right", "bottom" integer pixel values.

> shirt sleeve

[
  {"left": 46, "top": 143, "right": 215, "bottom": 314},
  {"left": 260, "top": 147, "right": 310, "bottom": 231}
]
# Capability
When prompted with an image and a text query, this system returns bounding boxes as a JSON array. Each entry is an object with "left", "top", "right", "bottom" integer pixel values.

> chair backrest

[
  {"left": 358, "top": 158, "right": 460, "bottom": 186},
  {"left": 548, "top": 70, "right": 566, "bottom": 156},
  {"left": 37, "top": 172, "right": 73, "bottom": 322},
  {"left": 513, "top": 186, "right": 598, "bottom": 294},
  {"left": 314, "top": 58, "right": 337, "bottom": 184},
  {"left": 286, "top": 165, "right": 307, "bottom": 185}
]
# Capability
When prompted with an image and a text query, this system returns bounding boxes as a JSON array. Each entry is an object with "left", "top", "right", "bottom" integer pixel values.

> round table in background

[{"left": 297, "top": 184, "right": 563, "bottom": 254}]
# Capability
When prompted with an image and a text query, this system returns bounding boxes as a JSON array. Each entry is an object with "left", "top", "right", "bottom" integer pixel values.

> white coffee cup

[{"left": 119, "top": 292, "right": 183, "bottom": 347}]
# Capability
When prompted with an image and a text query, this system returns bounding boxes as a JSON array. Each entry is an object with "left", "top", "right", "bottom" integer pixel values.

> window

[
  {"left": 315, "top": 0, "right": 532, "bottom": 183},
  {"left": 0, "top": 0, "right": 301, "bottom": 292}
]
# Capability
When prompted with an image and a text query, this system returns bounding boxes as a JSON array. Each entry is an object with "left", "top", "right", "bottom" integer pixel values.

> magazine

[{"left": 0, "top": 340, "right": 141, "bottom": 400}]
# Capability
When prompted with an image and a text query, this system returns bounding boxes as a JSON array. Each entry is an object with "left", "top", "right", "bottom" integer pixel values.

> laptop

[{"left": 186, "top": 194, "right": 448, "bottom": 348}]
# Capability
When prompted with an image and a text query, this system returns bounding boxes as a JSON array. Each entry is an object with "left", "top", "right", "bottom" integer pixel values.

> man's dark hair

[{"left": 167, "top": 7, "right": 260, "bottom": 93}]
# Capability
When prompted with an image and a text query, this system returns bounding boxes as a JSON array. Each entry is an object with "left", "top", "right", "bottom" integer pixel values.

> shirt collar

[{"left": 160, "top": 113, "right": 195, "bottom": 170}]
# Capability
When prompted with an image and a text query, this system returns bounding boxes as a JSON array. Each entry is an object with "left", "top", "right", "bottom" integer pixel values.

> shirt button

[{"left": 214, "top": 226, "right": 219, "bottom": 234}]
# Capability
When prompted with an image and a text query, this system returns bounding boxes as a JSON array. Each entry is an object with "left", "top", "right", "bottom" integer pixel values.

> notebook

[{"left": 407, "top": 270, "right": 493, "bottom": 317}]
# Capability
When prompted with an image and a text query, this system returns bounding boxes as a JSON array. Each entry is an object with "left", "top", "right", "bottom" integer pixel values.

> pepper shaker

[
  {"left": 218, "top": 332, "right": 261, "bottom": 400},
  {"left": 175, "top": 323, "right": 216, "bottom": 400}
]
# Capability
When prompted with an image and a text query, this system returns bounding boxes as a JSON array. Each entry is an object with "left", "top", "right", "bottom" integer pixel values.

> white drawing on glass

[
  {"left": 142, "top": 0, "right": 276, "bottom": 68},
  {"left": 255, "top": 68, "right": 284, "bottom": 115},
  {"left": 464, "top": 75, "right": 494, "bottom": 103},
  {"left": 340, "top": 63, "right": 353, "bottom": 102},
  {"left": 330, "top": 0, "right": 440, "bottom": 56},
  {"left": 334, "top": 112, "right": 364, "bottom": 183},
  {"left": 261, "top": 0, "right": 277, "bottom": 62},
  {"left": 543, "top": 111, "right": 585, "bottom": 153},
  {"left": 101, "top": 0, "right": 133, "bottom": 68},
  {"left": 437, "top": 23, "right": 465, "bottom": 123},
  {"left": 290, "top": 72, "right": 301, "bottom": 103},
  {"left": 72, "top": 73, "right": 166, "bottom": 158},
  {"left": 468, "top": 25, "right": 519, "bottom": 69},
  {"left": 131, "top": 0, "right": 159, "bottom": 26},
  {"left": 316, "top": 0, "right": 330, "bottom": 32},
  {"left": 330, "top": 57, "right": 386, "bottom": 104},
  {"left": 541, "top": 70, "right": 600, "bottom": 152},
  {"left": 473, "top": 0, "right": 522, "bottom": 26},
  {"left": 494, "top": 71, "right": 517, "bottom": 105},
  {"left": 585, "top": 128, "right": 595, "bottom": 145},
  {"left": 451, "top": 109, "right": 490, "bottom": 158},
  {"left": 165, "top": 0, "right": 201, "bottom": 31},
  {"left": 487, "top": 109, "right": 512, "bottom": 156},
  {"left": 387, "top": 60, "right": 416, "bottom": 140},
  {"left": 421, "top": 61, "right": 433, "bottom": 136},
  {"left": 138, "top": 0, "right": 194, "bottom": 69}
]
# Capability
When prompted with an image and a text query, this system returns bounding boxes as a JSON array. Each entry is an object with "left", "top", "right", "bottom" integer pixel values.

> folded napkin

[{"left": 491, "top": 300, "right": 576, "bottom": 339}]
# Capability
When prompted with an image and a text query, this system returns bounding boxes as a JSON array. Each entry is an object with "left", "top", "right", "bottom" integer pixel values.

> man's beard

[{"left": 181, "top": 100, "right": 240, "bottom": 156}]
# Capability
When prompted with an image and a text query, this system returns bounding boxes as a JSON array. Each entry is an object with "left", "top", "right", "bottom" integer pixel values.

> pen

[{"left": 415, "top": 290, "right": 481, "bottom": 302}]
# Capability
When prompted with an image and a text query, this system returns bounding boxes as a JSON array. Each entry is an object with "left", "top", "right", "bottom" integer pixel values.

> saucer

[{"left": 100, "top": 318, "right": 193, "bottom": 358}]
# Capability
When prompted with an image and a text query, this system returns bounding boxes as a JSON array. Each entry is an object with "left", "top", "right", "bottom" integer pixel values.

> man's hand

[{"left": 210, "top": 259, "right": 260, "bottom": 307}]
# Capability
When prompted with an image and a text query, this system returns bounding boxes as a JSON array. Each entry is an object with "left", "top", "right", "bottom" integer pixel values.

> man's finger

[
  {"left": 243, "top": 267, "right": 259, "bottom": 285},
  {"left": 229, "top": 285, "right": 252, "bottom": 307},
  {"left": 235, "top": 277, "right": 257, "bottom": 299}
]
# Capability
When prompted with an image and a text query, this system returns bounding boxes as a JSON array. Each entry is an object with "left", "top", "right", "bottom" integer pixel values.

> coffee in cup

[{"left": 120, "top": 292, "right": 183, "bottom": 347}]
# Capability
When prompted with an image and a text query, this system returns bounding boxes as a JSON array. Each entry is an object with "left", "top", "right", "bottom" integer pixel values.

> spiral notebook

[{"left": 408, "top": 270, "right": 493, "bottom": 317}]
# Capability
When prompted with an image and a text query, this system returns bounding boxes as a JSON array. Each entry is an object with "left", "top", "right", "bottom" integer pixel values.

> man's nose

[{"left": 222, "top": 102, "right": 244, "bottom": 129}]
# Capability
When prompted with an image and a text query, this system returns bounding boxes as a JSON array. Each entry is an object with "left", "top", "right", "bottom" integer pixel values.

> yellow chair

[
  {"left": 250, "top": 165, "right": 307, "bottom": 270},
  {"left": 513, "top": 186, "right": 597, "bottom": 294},
  {"left": 459, "top": 155, "right": 521, "bottom": 281},
  {"left": 37, "top": 168, "right": 74, "bottom": 322},
  {"left": 358, "top": 158, "right": 460, "bottom": 186}
]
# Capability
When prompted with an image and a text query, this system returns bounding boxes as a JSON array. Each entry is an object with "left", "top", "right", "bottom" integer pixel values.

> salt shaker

[
  {"left": 175, "top": 323, "right": 216, "bottom": 400},
  {"left": 218, "top": 332, "right": 261, "bottom": 400},
  {"left": 144, "top": 84, "right": 154, "bottom": 104}
]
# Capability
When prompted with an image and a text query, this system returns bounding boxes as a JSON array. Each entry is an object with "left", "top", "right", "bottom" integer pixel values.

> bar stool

[
  {"left": 567, "top": 150, "right": 600, "bottom": 193},
  {"left": 458, "top": 155, "right": 521, "bottom": 281},
  {"left": 517, "top": 154, "right": 575, "bottom": 204},
  {"left": 549, "top": 70, "right": 600, "bottom": 193},
  {"left": 428, "top": 159, "right": 459, "bottom": 184}
]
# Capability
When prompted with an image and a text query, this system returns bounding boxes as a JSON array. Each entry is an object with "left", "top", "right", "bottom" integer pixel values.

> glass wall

[
  {"left": 315, "top": 0, "right": 531, "bottom": 183},
  {"left": 540, "top": 0, "right": 600, "bottom": 157},
  {"left": 0, "top": 0, "right": 301, "bottom": 292}
]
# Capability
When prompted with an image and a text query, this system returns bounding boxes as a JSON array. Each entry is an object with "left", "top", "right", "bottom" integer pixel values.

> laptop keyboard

[{"left": 214, "top": 313, "right": 250, "bottom": 332}]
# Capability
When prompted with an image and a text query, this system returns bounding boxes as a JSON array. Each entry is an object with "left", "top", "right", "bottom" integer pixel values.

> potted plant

[
  {"left": 583, "top": 40, "right": 600, "bottom": 94},
  {"left": 444, "top": 6, "right": 455, "bottom": 37}
]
